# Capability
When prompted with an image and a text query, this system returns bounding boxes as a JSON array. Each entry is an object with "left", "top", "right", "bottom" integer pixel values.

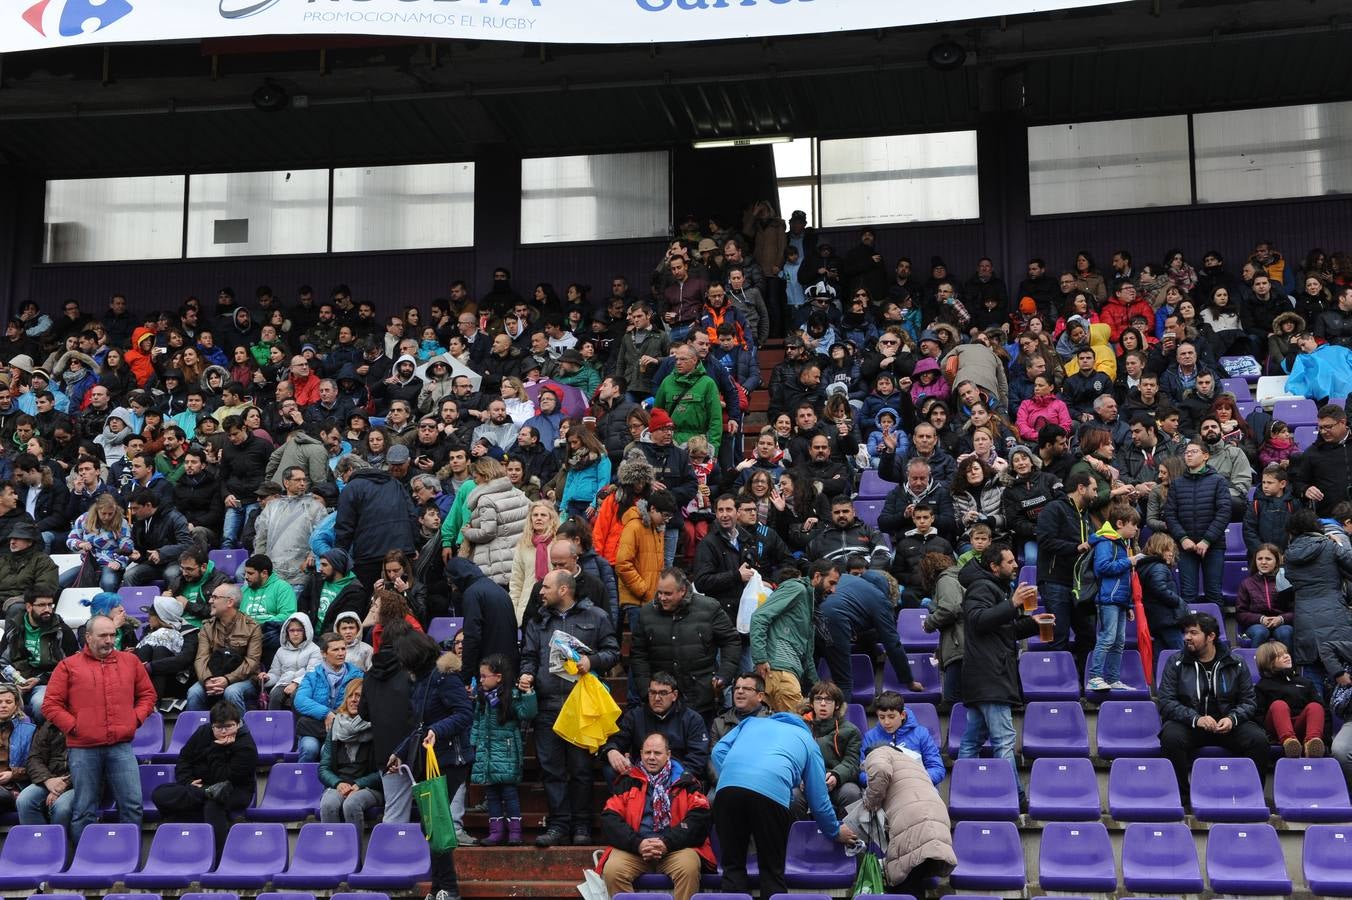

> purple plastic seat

[
  {"left": 1221, "top": 377, "right": 1253, "bottom": 400},
  {"left": 245, "top": 710, "right": 297, "bottom": 762},
  {"left": 1038, "top": 821, "right": 1116, "bottom": 892},
  {"left": 1222, "top": 561, "right": 1249, "bottom": 602},
  {"left": 844, "top": 702, "right": 867, "bottom": 735},
  {"left": 200, "top": 823, "right": 289, "bottom": 888},
  {"left": 882, "top": 653, "right": 940, "bottom": 703},
  {"left": 949, "top": 821, "right": 1025, "bottom": 891},
  {"left": 333, "top": 894, "right": 391, "bottom": 900},
  {"left": 854, "top": 896, "right": 915, "bottom": 900},
  {"left": 48, "top": 823, "right": 141, "bottom": 889},
  {"left": 1095, "top": 700, "right": 1162, "bottom": 758},
  {"left": 1273, "top": 398, "right": 1318, "bottom": 426},
  {"left": 182, "top": 893, "right": 239, "bottom": 900},
  {"left": 945, "top": 703, "right": 990, "bottom": 758},
  {"left": 132, "top": 710, "right": 165, "bottom": 760},
  {"left": 347, "top": 822, "right": 432, "bottom": 888},
  {"left": 1206, "top": 823, "right": 1292, "bottom": 894},
  {"left": 1233, "top": 647, "right": 1260, "bottom": 682},
  {"left": 856, "top": 470, "right": 889, "bottom": 499},
  {"left": 1027, "top": 757, "right": 1099, "bottom": 821},
  {"left": 692, "top": 894, "right": 755, "bottom": 900},
  {"left": 782, "top": 822, "right": 854, "bottom": 888},
  {"left": 1019, "top": 651, "right": 1080, "bottom": 701},
  {"left": 897, "top": 608, "right": 938, "bottom": 651},
  {"left": 1294, "top": 424, "right": 1319, "bottom": 450},
  {"left": 1303, "top": 825, "right": 1352, "bottom": 896},
  {"left": 1274, "top": 757, "right": 1352, "bottom": 822},
  {"left": 0, "top": 825, "right": 69, "bottom": 889},
  {"left": 273, "top": 823, "right": 360, "bottom": 889},
  {"left": 1108, "top": 757, "right": 1184, "bottom": 821},
  {"left": 1189, "top": 757, "right": 1267, "bottom": 822},
  {"left": 26, "top": 895, "right": 83, "bottom": 900},
  {"left": 426, "top": 616, "right": 463, "bottom": 645},
  {"left": 948, "top": 758, "right": 1019, "bottom": 821},
  {"left": 1155, "top": 648, "right": 1180, "bottom": 687},
  {"left": 1122, "top": 822, "right": 1205, "bottom": 894},
  {"left": 123, "top": 823, "right": 216, "bottom": 888},
  {"left": 1020, "top": 702, "right": 1088, "bottom": 758},
  {"left": 208, "top": 548, "right": 247, "bottom": 578},
  {"left": 117, "top": 586, "right": 157, "bottom": 620},
  {"left": 769, "top": 895, "right": 829, "bottom": 900},
  {"left": 854, "top": 500, "right": 883, "bottom": 529},
  {"left": 155, "top": 710, "right": 208, "bottom": 762},
  {"left": 257, "top": 893, "right": 316, "bottom": 900},
  {"left": 248, "top": 763, "right": 322, "bottom": 821},
  {"left": 1187, "top": 600, "right": 1226, "bottom": 627},
  {"left": 906, "top": 701, "right": 941, "bottom": 747},
  {"left": 139, "top": 763, "right": 177, "bottom": 821},
  {"left": 1083, "top": 651, "right": 1149, "bottom": 699},
  {"left": 107, "top": 894, "right": 161, "bottom": 900}
]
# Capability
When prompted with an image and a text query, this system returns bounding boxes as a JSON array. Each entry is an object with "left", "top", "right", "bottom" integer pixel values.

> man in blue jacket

[
  {"left": 711, "top": 713, "right": 857, "bottom": 900},
  {"left": 818, "top": 570, "right": 922, "bottom": 699},
  {"left": 293, "top": 632, "right": 363, "bottom": 763}
]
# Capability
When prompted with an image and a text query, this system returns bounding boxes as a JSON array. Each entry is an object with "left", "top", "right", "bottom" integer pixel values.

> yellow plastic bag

[{"left": 552, "top": 672, "right": 621, "bottom": 752}]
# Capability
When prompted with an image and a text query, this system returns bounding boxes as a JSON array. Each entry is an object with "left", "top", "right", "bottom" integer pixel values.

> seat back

[
  {"left": 217, "top": 823, "right": 289, "bottom": 874},
  {"left": 1108, "top": 757, "right": 1183, "bottom": 820},
  {"left": 1304, "top": 825, "right": 1352, "bottom": 890},
  {"left": 844, "top": 703, "right": 866, "bottom": 735},
  {"left": 1191, "top": 757, "right": 1264, "bottom": 816},
  {"left": 1019, "top": 651, "right": 1079, "bottom": 700},
  {"left": 290, "top": 823, "right": 359, "bottom": 876},
  {"left": 1027, "top": 757, "right": 1099, "bottom": 820},
  {"left": 426, "top": 617, "right": 463, "bottom": 645},
  {"left": 56, "top": 587, "right": 101, "bottom": 629},
  {"left": 0, "top": 824, "right": 67, "bottom": 872},
  {"left": 132, "top": 711, "right": 165, "bottom": 758},
  {"left": 951, "top": 820, "right": 1024, "bottom": 885},
  {"left": 139, "top": 764, "right": 176, "bottom": 812},
  {"left": 1122, "top": 821, "right": 1202, "bottom": 886},
  {"left": 905, "top": 702, "right": 941, "bottom": 746},
  {"left": 358, "top": 822, "right": 432, "bottom": 876},
  {"left": 118, "top": 586, "right": 158, "bottom": 620},
  {"left": 142, "top": 823, "right": 216, "bottom": 870},
  {"left": 1038, "top": 821, "right": 1114, "bottom": 887},
  {"left": 897, "top": 608, "right": 938, "bottom": 649},
  {"left": 244, "top": 710, "right": 297, "bottom": 758},
  {"left": 71, "top": 824, "right": 141, "bottom": 873},
  {"left": 1274, "top": 757, "right": 1352, "bottom": 819},
  {"left": 1095, "top": 701, "right": 1161, "bottom": 756},
  {"left": 882, "top": 653, "right": 939, "bottom": 701},
  {"left": 853, "top": 500, "right": 883, "bottom": 529},
  {"left": 1020, "top": 702, "right": 1088, "bottom": 755},
  {"left": 257, "top": 893, "right": 317, "bottom": 900},
  {"left": 783, "top": 821, "right": 850, "bottom": 873},
  {"left": 164, "top": 711, "right": 210, "bottom": 757},
  {"left": 1206, "top": 823, "right": 1291, "bottom": 893},
  {"left": 259, "top": 763, "right": 323, "bottom": 811},
  {"left": 856, "top": 470, "right": 889, "bottom": 499},
  {"left": 208, "top": 549, "right": 247, "bottom": 578},
  {"left": 949, "top": 758, "right": 1018, "bottom": 821}
]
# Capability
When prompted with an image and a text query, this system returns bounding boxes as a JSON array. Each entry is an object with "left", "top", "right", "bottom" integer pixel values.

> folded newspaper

[{"left": 548, "top": 629, "right": 593, "bottom": 683}]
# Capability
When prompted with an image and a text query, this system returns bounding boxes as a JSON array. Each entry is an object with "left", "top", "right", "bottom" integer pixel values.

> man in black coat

[
  {"left": 125, "top": 488, "right": 194, "bottom": 587},
  {"left": 446, "top": 558, "right": 519, "bottom": 677},
  {"left": 219, "top": 415, "right": 271, "bottom": 550},
  {"left": 1289, "top": 405, "right": 1352, "bottom": 516},
  {"left": 173, "top": 449, "right": 224, "bottom": 548},
  {"left": 693, "top": 495, "right": 788, "bottom": 622},
  {"left": 601, "top": 671, "right": 711, "bottom": 783}
]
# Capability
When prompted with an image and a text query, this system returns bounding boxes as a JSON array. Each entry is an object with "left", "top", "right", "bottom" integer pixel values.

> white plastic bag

[
  {"left": 735, "top": 571, "right": 767, "bottom": 635},
  {"left": 577, "top": 850, "right": 610, "bottom": 900}
]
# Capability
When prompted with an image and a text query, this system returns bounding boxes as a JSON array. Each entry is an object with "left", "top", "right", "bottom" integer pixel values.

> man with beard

[
  {"left": 472, "top": 399, "right": 520, "bottom": 451},
  {"left": 174, "top": 448, "right": 223, "bottom": 548},
  {"left": 797, "top": 432, "right": 852, "bottom": 502},
  {"left": 372, "top": 355, "right": 423, "bottom": 412},
  {"left": 409, "top": 416, "right": 452, "bottom": 474},
  {"left": 480, "top": 266, "right": 526, "bottom": 318},
  {"left": 878, "top": 457, "right": 958, "bottom": 542},
  {"left": 805, "top": 497, "right": 890, "bottom": 568},
  {"left": 4, "top": 586, "right": 78, "bottom": 723},
  {"left": 881, "top": 421, "right": 955, "bottom": 485},
  {"left": 1037, "top": 424, "right": 1074, "bottom": 482},
  {"left": 1199, "top": 415, "right": 1253, "bottom": 520},
  {"left": 593, "top": 376, "right": 638, "bottom": 465},
  {"left": 749, "top": 561, "right": 832, "bottom": 713},
  {"left": 508, "top": 425, "right": 558, "bottom": 485}
]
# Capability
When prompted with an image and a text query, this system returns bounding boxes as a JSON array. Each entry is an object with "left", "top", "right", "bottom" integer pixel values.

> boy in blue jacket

[
  {"left": 1087, "top": 506, "right": 1140, "bottom": 692},
  {"left": 858, "top": 690, "right": 945, "bottom": 784}
]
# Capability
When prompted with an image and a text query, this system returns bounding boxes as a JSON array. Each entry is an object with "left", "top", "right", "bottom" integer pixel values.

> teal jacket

[
  {"left": 469, "top": 688, "right": 538, "bottom": 786},
  {"left": 749, "top": 576, "right": 814, "bottom": 681}
]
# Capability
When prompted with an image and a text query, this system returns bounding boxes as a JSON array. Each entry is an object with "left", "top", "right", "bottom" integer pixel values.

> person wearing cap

[
  {"left": 134, "top": 595, "right": 201, "bottom": 710},
  {"left": 0, "top": 521, "right": 60, "bottom": 603},
  {"left": 554, "top": 348, "right": 600, "bottom": 397},
  {"left": 630, "top": 407, "right": 696, "bottom": 567}
]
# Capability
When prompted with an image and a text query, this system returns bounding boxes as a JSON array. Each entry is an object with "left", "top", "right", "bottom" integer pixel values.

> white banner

[{"left": 7, "top": 0, "right": 1123, "bottom": 54}]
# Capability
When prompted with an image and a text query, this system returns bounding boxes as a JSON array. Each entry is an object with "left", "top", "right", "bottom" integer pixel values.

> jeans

[
  {"left": 663, "top": 528, "right": 679, "bottom": 568},
  {"left": 186, "top": 679, "right": 257, "bottom": 714},
  {"left": 959, "top": 702, "right": 1021, "bottom": 795},
  {"left": 1089, "top": 604, "right": 1128, "bottom": 683},
  {"left": 59, "top": 563, "right": 123, "bottom": 592},
  {"left": 41, "top": 531, "right": 60, "bottom": 553},
  {"left": 320, "top": 787, "right": 382, "bottom": 830},
  {"left": 126, "top": 562, "right": 181, "bottom": 588},
  {"left": 222, "top": 502, "right": 259, "bottom": 550},
  {"left": 17, "top": 782, "right": 76, "bottom": 827},
  {"left": 941, "top": 661, "right": 963, "bottom": 704},
  {"left": 484, "top": 783, "right": 522, "bottom": 819},
  {"left": 68, "top": 743, "right": 142, "bottom": 845},
  {"left": 26, "top": 684, "right": 47, "bottom": 726},
  {"left": 1177, "top": 546, "right": 1225, "bottom": 604},
  {"left": 1245, "top": 622, "right": 1294, "bottom": 648},
  {"left": 298, "top": 736, "right": 322, "bottom": 763}
]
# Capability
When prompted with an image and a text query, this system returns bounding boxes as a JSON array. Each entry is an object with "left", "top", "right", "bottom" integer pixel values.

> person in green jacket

[
  {"left": 652, "top": 344, "right": 723, "bottom": 453},
  {"left": 170, "top": 548, "right": 233, "bottom": 627},
  {"left": 750, "top": 561, "right": 836, "bottom": 713},
  {"left": 240, "top": 553, "right": 298, "bottom": 665},
  {"left": 470, "top": 653, "right": 537, "bottom": 846},
  {"left": 554, "top": 349, "right": 600, "bottom": 398}
]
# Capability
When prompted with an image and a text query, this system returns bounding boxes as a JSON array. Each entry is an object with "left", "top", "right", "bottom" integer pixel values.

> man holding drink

[{"left": 959, "top": 544, "right": 1054, "bottom": 804}]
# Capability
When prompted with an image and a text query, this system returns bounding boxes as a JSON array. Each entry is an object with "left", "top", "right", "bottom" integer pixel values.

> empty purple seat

[
  {"left": 347, "top": 822, "right": 432, "bottom": 888},
  {"left": 854, "top": 500, "right": 883, "bottom": 528},
  {"left": 107, "top": 894, "right": 161, "bottom": 900},
  {"left": 132, "top": 710, "right": 165, "bottom": 760},
  {"left": 208, "top": 548, "right": 247, "bottom": 578},
  {"left": 1108, "top": 757, "right": 1184, "bottom": 821},
  {"left": 769, "top": 895, "right": 828, "bottom": 900},
  {"left": 123, "top": 823, "right": 216, "bottom": 888},
  {"left": 248, "top": 763, "right": 322, "bottom": 821},
  {"left": 1122, "top": 822, "right": 1205, "bottom": 894},
  {"left": 615, "top": 894, "right": 669, "bottom": 900},
  {"left": 1224, "top": 522, "right": 1246, "bottom": 559},
  {"left": 0, "top": 825, "right": 69, "bottom": 889},
  {"left": 139, "top": 763, "right": 177, "bottom": 820},
  {"left": 1221, "top": 377, "right": 1253, "bottom": 400},
  {"left": 948, "top": 758, "right": 1019, "bottom": 821},
  {"left": 155, "top": 710, "right": 209, "bottom": 762},
  {"left": 1222, "top": 561, "right": 1250, "bottom": 602},
  {"left": 1274, "top": 757, "right": 1352, "bottom": 822},
  {"left": 882, "top": 653, "right": 940, "bottom": 703},
  {"left": 244, "top": 710, "right": 297, "bottom": 761},
  {"left": 273, "top": 823, "right": 360, "bottom": 888},
  {"left": 27, "top": 895, "right": 83, "bottom": 900},
  {"left": 1155, "top": 649, "right": 1180, "bottom": 687},
  {"left": 945, "top": 703, "right": 990, "bottom": 758},
  {"left": 1019, "top": 651, "right": 1080, "bottom": 701},
  {"left": 427, "top": 616, "right": 463, "bottom": 645},
  {"left": 1233, "top": 647, "right": 1260, "bottom": 682},
  {"left": 1273, "top": 398, "right": 1318, "bottom": 426},
  {"left": 847, "top": 653, "right": 875, "bottom": 705},
  {"left": 1303, "top": 825, "right": 1352, "bottom": 896},
  {"left": 1083, "top": 651, "right": 1149, "bottom": 699},
  {"left": 897, "top": 608, "right": 938, "bottom": 651},
  {"left": 1020, "top": 702, "right": 1088, "bottom": 758},
  {"left": 1038, "top": 821, "right": 1116, "bottom": 892},
  {"left": 692, "top": 894, "right": 755, "bottom": 900},
  {"left": 853, "top": 896, "right": 915, "bottom": 900},
  {"left": 844, "top": 702, "right": 867, "bottom": 735},
  {"left": 257, "top": 893, "right": 316, "bottom": 900},
  {"left": 1027, "top": 757, "right": 1099, "bottom": 821},
  {"left": 48, "top": 823, "right": 141, "bottom": 889},
  {"left": 333, "top": 894, "right": 391, "bottom": 900},
  {"left": 856, "top": 470, "right": 890, "bottom": 499},
  {"left": 906, "top": 702, "right": 941, "bottom": 747},
  {"left": 1206, "top": 823, "right": 1292, "bottom": 895},
  {"left": 1294, "top": 424, "right": 1319, "bottom": 450},
  {"left": 200, "top": 823, "right": 289, "bottom": 888},
  {"left": 1095, "top": 700, "right": 1161, "bottom": 758},
  {"left": 782, "top": 822, "right": 854, "bottom": 888},
  {"left": 949, "top": 821, "right": 1025, "bottom": 891},
  {"left": 182, "top": 893, "right": 239, "bottom": 900},
  {"left": 1189, "top": 757, "right": 1267, "bottom": 822}
]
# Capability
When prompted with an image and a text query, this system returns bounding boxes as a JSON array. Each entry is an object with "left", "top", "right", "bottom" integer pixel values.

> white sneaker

[
  {"left": 1109, "top": 681, "right": 1133, "bottom": 691},
  {"left": 1086, "top": 677, "right": 1111, "bottom": 691}
]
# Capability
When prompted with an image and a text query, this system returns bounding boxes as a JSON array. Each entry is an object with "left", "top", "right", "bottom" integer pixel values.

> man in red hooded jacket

[
  {"left": 42, "top": 614, "right": 157, "bottom": 844},
  {"left": 1099, "top": 282, "right": 1154, "bottom": 343},
  {"left": 123, "top": 326, "right": 159, "bottom": 387}
]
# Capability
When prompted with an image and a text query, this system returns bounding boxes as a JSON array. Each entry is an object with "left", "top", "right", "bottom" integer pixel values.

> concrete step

[{"left": 453, "top": 846, "right": 602, "bottom": 881}]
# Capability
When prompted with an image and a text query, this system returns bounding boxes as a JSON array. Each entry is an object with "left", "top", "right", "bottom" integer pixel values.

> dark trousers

[
  {"left": 1039, "top": 580, "right": 1095, "bottom": 677},
  {"left": 714, "top": 786, "right": 792, "bottom": 900},
  {"left": 430, "top": 764, "right": 469, "bottom": 895},
  {"left": 153, "top": 782, "right": 253, "bottom": 855},
  {"left": 534, "top": 708, "right": 596, "bottom": 834},
  {"left": 354, "top": 560, "right": 383, "bottom": 600},
  {"left": 1160, "top": 719, "right": 1270, "bottom": 802}
]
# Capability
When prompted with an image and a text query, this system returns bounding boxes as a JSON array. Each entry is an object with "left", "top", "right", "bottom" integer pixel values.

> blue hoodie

[
  {"left": 859, "top": 714, "right": 945, "bottom": 785},
  {"left": 711, "top": 712, "right": 840, "bottom": 838},
  {"left": 1089, "top": 520, "right": 1134, "bottom": 607}
]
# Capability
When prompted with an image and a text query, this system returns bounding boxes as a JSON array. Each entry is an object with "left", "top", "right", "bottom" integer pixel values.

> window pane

[
  {"left": 1027, "top": 117, "right": 1191, "bottom": 215},
  {"left": 772, "top": 139, "right": 815, "bottom": 179},
  {"left": 43, "top": 175, "right": 184, "bottom": 263},
  {"left": 521, "top": 151, "right": 669, "bottom": 244},
  {"left": 187, "top": 169, "right": 328, "bottom": 257},
  {"left": 332, "top": 162, "right": 475, "bottom": 252},
  {"left": 776, "top": 184, "right": 816, "bottom": 228},
  {"left": 819, "top": 132, "right": 979, "bottom": 226},
  {"left": 1194, "top": 102, "right": 1352, "bottom": 203}
]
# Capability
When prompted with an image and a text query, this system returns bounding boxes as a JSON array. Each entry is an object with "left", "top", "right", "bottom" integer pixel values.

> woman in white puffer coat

[{"left": 460, "top": 457, "right": 531, "bottom": 587}]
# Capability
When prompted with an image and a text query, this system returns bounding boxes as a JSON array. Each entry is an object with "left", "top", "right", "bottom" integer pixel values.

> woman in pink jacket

[{"left": 1015, "top": 374, "right": 1072, "bottom": 441}]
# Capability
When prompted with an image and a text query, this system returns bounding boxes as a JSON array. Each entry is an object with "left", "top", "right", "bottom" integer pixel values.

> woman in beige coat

[
  {"left": 508, "top": 501, "right": 560, "bottom": 625},
  {"left": 459, "top": 459, "right": 531, "bottom": 588},
  {"left": 862, "top": 745, "right": 957, "bottom": 890}
]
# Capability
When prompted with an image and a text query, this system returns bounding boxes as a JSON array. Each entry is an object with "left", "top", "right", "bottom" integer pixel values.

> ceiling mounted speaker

[
  {"left": 251, "top": 81, "right": 289, "bottom": 112},
  {"left": 928, "top": 40, "right": 967, "bottom": 71}
]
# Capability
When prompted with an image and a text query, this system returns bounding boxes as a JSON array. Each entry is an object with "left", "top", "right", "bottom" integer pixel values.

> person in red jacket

[
  {"left": 598, "top": 733, "right": 716, "bottom": 900},
  {"left": 41, "top": 614, "right": 157, "bottom": 844},
  {"left": 123, "top": 327, "right": 160, "bottom": 388},
  {"left": 1099, "top": 282, "right": 1154, "bottom": 344},
  {"left": 286, "top": 355, "right": 322, "bottom": 406}
]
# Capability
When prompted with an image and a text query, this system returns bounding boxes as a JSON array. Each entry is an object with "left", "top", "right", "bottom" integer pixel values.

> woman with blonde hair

[
  {"left": 63, "top": 492, "right": 133, "bottom": 592},
  {"left": 510, "top": 501, "right": 560, "bottom": 623},
  {"left": 499, "top": 377, "right": 534, "bottom": 425},
  {"left": 1137, "top": 531, "right": 1185, "bottom": 656}
]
